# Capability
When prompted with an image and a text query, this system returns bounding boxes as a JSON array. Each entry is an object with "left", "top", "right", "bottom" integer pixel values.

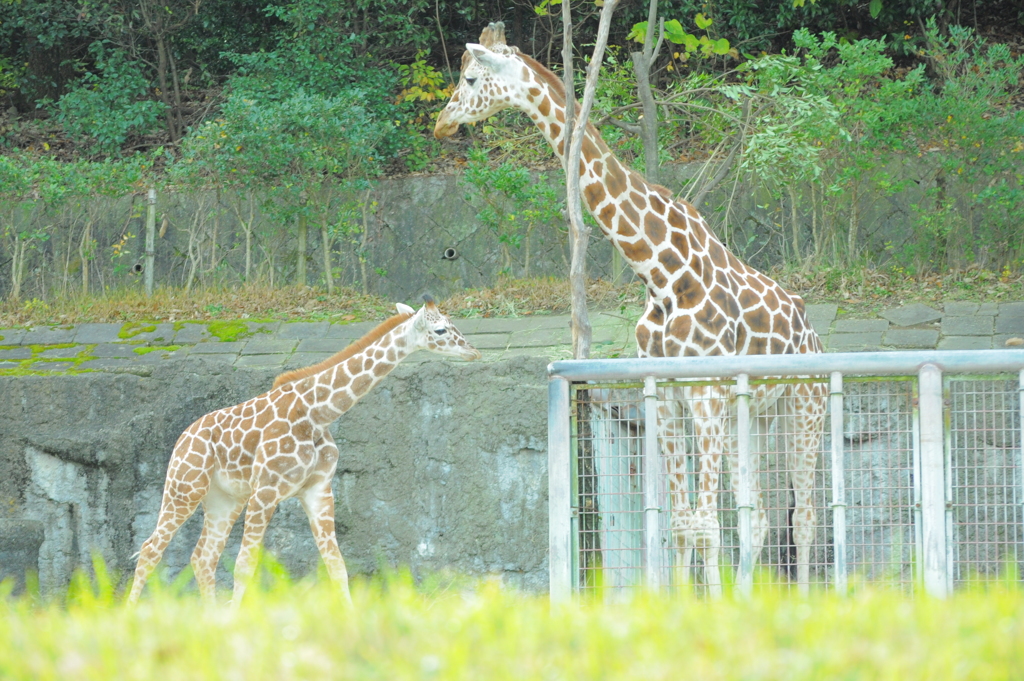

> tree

[
  {"left": 562, "top": 0, "right": 619, "bottom": 359},
  {"left": 79, "top": 0, "right": 207, "bottom": 143},
  {"left": 176, "top": 80, "right": 388, "bottom": 286}
]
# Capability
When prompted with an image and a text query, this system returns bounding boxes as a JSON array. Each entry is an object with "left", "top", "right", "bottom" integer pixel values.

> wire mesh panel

[
  {"left": 553, "top": 353, "right": 1024, "bottom": 599},
  {"left": 574, "top": 387, "right": 646, "bottom": 597},
  {"left": 842, "top": 378, "right": 917, "bottom": 592},
  {"left": 947, "top": 375, "right": 1024, "bottom": 587}
]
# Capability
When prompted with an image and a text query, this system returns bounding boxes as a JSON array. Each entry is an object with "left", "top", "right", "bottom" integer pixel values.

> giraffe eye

[
  {"left": 465, "top": 77, "right": 477, "bottom": 87},
  {"left": 434, "top": 328, "right": 448, "bottom": 335}
]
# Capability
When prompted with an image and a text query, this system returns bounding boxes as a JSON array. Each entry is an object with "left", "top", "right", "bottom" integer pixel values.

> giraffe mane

[
  {"left": 517, "top": 52, "right": 567, "bottom": 108},
  {"left": 272, "top": 313, "right": 413, "bottom": 389},
  {"left": 514, "top": 52, "right": 614, "bottom": 154}
]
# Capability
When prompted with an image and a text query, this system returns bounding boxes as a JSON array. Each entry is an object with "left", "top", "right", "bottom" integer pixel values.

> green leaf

[
  {"left": 682, "top": 33, "right": 700, "bottom": 53},
  {"left": 627, "top": 21, "right": 648, "bottom": 43},
  {"left": 694, "top": 13, "right": 713, "bottom": 30},
  {"left": 868, "top": 0, "right": 882, "bottom": 18},
  {"left": 663, "top": 19, "right": 686, "bottom": 45},
  {"left": 712, "top": 38, "right": 731, "bottom": 55}
]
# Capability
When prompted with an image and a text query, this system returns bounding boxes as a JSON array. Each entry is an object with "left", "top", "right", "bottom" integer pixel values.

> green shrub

[
  {"left": 53, "top": 43, "right": 167, "bottom": 156},
  {"left": 462, "top": 148, "right": 565, "bottom": 277}
]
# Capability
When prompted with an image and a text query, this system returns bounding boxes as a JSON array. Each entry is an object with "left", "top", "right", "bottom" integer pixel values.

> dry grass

[
  {"left": 3, "top": 267, "right": 1024, "bottom": 329},
  {"left": 775, "top": 265, "right": 1024, "bottom": 316},
  {"left": 0, "top": 278, "right": 647, "bottom": 328},
  {"left": 441, "top": 276, "right": 645, "bottom": 318},
  {"left": 0, "top": 284, "right": 393, "bottom": 328}
]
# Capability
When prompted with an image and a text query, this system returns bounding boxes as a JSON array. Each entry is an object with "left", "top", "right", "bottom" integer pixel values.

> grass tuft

[{"left": 0, "top": 566, "right": 1021, "bottom": 680}]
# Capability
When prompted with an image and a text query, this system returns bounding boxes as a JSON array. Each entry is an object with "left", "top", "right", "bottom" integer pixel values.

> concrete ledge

[
  {"left": 826, "top": 332, "right": 884, "bottom": 351},
  {"left": 943, "top": 316, "right": 994, "bottom": 336},
  {"left": 834, "top": 319, "right": 889, "bottom": 333},
  {"left": 939, "top": 336, "right": 992, "bottom": 350},
  {"left": 277, "top": 322, "right": 330, "bottom": 339},
  {"left": 189, "top": 341, "right": 246, "bottom": 354},
  {"left": 884, "top": 328, "right": 939, "bottom": 348}
]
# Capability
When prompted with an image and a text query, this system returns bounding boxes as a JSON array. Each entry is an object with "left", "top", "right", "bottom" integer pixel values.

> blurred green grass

[{"left": 1, "top": 560, "right": 1021, "bottom": 681}]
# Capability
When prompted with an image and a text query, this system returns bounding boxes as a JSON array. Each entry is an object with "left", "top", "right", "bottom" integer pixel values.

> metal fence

[{"left": 547, "top": 350, "right": 1024, "bottom": 601}]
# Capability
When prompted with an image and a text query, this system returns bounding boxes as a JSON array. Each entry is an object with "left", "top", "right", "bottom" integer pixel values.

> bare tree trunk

[
  {"left": 155, "top": 35, "right": 178, "bottom": 142},
  {"left": 245, "top": 228, "right": 253, "bottom": 281},
  {"left": 788, "top": 185, "right": 800, "bottom": 264},
  {"left": 208, "top": 186, "right": 219, "bottom": 275},
  {"left": 360, "top": 191, "right": 372, "bottom": 295},
  {"left": 227, "top": 190, "right": 257, "bottom": 281},
  {"left": 321, "top": 221, "right": 334, "bottom": 294},
  {"left": 630, "top": 0, "right": 664, "bottom": 184},
  {"left": 524, "top": 225, "right": 532, "bottom": 278},
  {"left": 296, "top": 194, "right": 308, "bottom": 286},
  {"left": 80, "top": 220, "right": 91, "bottom": 294},
  {"left": 811, "top": 182, "right": 821, "bottom": 263},
  {"left": 847, "top": 182, "right": 859, "bottom": 263},
  {"left": 10, "top": 237, "right": 24, "bottom": 301},
  {"left": 563, "top": 0, "right": 618, "bottom": 359},
  {"left": 562, "top": 0, "right": 587, "bottom": 359}
]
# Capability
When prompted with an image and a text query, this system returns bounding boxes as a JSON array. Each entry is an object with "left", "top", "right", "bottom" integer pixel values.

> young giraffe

[
  {"left": 436, "top": 23, "right": 827, "bottom": 594},
  {"left": 128, "top": 297, "right": 481, "bottom": 604}
]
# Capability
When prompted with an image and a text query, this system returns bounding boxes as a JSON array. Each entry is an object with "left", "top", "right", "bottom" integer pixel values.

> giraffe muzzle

[{"left": 434, "top": 110, "right": 460, "bottom": 139}]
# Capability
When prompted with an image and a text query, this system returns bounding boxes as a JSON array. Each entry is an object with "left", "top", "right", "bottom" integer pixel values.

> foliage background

[{"left": 1, "top": 0, "right": 1023, "bottom": 304}]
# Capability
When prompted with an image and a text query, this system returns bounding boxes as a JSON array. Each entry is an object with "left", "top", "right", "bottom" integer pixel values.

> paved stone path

[{"left": 3, "top": 301, "right": 1024, "bottom": 375}]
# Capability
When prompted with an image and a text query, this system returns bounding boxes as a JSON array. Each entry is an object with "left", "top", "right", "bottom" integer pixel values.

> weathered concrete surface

[{"left": 0, "top": 355, "right": 550, "bottom": 594}]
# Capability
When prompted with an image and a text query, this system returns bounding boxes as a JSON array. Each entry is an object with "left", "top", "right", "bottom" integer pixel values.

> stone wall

[{"left": 0, "top": 161, "right": 934, "bottom": 303}]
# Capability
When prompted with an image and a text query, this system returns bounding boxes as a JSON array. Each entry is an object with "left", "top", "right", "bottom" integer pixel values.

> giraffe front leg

[
  {"left": 697, "top": 507, "right": 723, "bottom": 598},
  {"left": 687, "top": 385, "right": 729, "bottom": 598},
  {"left": 659, "top": 397, "right": 695, "bottom": 590},
  {"left": 750, "top": 414, "right": 771, "bottom": 564},
  {"left": 786, "top": 381, "right": 826, "bottom": 595},
  {"left": 790, "top": 474, "right": 816, "bottom": 595},
  {"left": 190, "top": 486, "right": 246, "bottom": 603},
  {"left": 231, "top": 486, "right": 282, "bottom": 606},
  {"left": 299, "top": 482, "right": 351, "bottom": 604},
  {"left": 298, "top": 432, "right": 351, "bottom": 604}
]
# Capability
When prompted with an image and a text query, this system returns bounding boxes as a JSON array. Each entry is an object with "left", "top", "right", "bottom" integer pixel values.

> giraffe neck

[
  {"left": 303, "top": 322, "right": 415, "bottom": 428},
  {"left": 515, "top": 57, "right": 719, "bottom": 290}
]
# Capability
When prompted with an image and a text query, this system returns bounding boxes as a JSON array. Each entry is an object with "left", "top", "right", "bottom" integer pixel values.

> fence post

[
  {"left": 642, "top": 376, "right": 662, "bottom": 591},
  {"left": 1019, "top": 369, "right": 1024, "bottom": 576},
  {"left": 918, "top": 363, "right": 948, "bottom": 598},
  {"left": 943, "top": 376, "right": 955, "bottom": 595},
  {"left": 829, "top": 371, "right": 848, "bottom": 594},
  {"left": 828, "top": 371, "right": 848, "bottom": 594},
  {"left": 145, "top": 187, "right": 156, "bottom": 296},
  {"left": 548, "top": 376, "right": 572, "bottom": 603},
  {"left": 735, "top": 374, "right": 754, "bottom": 596}
]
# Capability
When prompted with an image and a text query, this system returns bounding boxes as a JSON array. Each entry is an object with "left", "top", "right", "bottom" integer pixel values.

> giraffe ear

[
  {"left": 396, "top": 302, "right": 415, "bottom": 316},
  {"left": 467, "top": 44, "right": 515, "bottom": 76}
]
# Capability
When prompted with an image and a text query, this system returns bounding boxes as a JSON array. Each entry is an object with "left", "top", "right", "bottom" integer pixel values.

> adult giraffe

[{"left": 435, "top": 22, "right": 826, "bottom": 594}]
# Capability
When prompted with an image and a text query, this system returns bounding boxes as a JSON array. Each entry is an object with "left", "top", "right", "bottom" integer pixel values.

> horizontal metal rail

[{"left": 548, "top": 350, "right": 1024, "bottom": 382}]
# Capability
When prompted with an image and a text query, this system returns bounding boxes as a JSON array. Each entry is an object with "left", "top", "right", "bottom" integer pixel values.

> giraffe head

[
  {"left": 434, "top": 22, "right": 532, "bottom": 139},
  {"left": 399, "top": 295, "right": 482, "bottom": 361}
]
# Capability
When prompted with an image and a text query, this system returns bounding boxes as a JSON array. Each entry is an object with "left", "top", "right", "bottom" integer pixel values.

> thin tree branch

[{"left": 690, "top": 96, "right": 751, "bottom": 208}]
